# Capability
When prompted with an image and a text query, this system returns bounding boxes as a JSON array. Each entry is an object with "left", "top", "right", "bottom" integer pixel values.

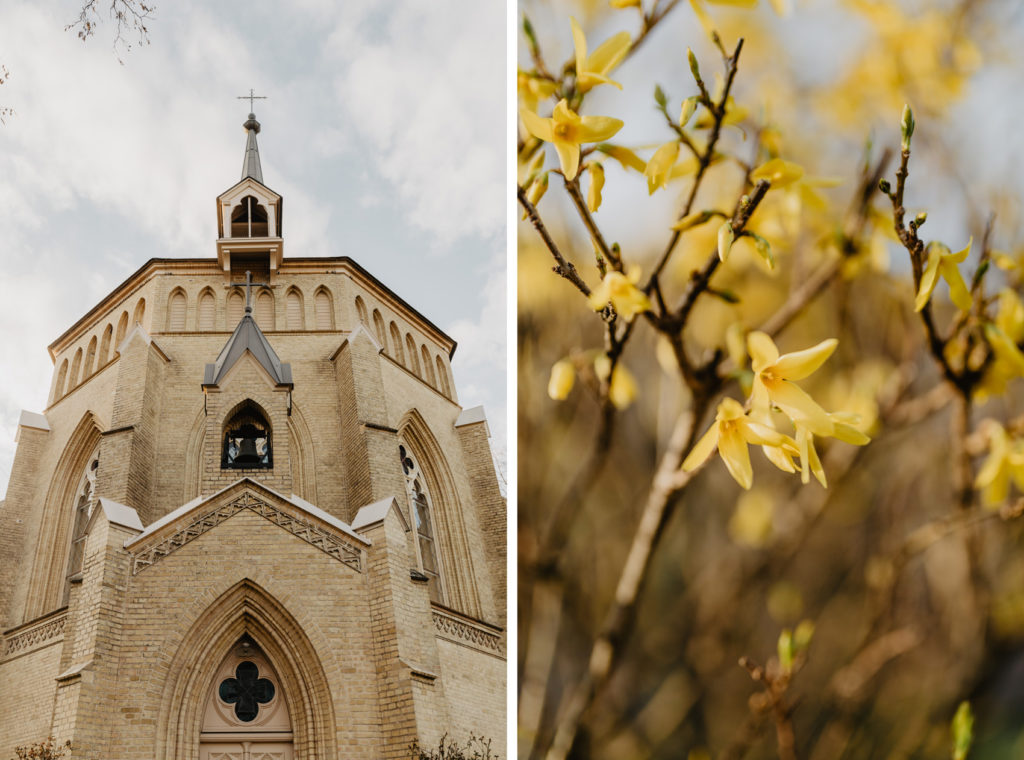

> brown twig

[{"left": 518, "top": 184, "right": 592, "bottom": 297}]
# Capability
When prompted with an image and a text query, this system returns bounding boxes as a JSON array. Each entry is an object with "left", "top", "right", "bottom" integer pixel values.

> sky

[{"left": 0, "top": 1, "right": 507, "bottom": 497}]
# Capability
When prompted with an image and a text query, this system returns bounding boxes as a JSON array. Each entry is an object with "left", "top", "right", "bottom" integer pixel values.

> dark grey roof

[
  {"left": 241, "top": 113, "right": 264, "bottom": 183},
  {"left": 203, "top": 313, "right": 292, "bottom": 387}
]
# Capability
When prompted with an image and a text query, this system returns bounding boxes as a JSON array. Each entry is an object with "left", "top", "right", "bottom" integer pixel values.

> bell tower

[{"left": 215, "top": 110, "right": 283, "bottom": 285}]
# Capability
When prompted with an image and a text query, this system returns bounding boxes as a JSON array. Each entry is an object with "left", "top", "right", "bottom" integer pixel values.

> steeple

[{"left": 241, "top": 112, "right": 264, "bottom": 184}]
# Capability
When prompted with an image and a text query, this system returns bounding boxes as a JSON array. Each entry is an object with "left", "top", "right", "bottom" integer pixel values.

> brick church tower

[{"left": 0, "top": 112, "right": 506, "bottom": 759}]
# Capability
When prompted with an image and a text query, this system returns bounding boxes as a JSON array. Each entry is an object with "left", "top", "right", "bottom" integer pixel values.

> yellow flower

[
  {"left": 587, "top": 162, "right": 605, "bottom": 212},
  {"left": 644, "top": 141, "right": 679, "bottom": 194},
  {"left": 974, "top": 421, "right": 1024, "bottom": 509},
  {"left": 915, "top": 239, "right": 972, "bottom": 312},
  {"left": 548, "top": 359, "right": 576, "bottom": 400},
  {"left": 608, "top": 364, "right": 637, "bottom": 410},
  {"left": 570, "top": 17, "right": 631, "bottom": 93},
  {"left": 520, "top": 99, "right": 624, "bottom": 181},
  {"left": 683, "top": 398, "right": 799, "bottom": 490},
  {"left": 610, "top": 0, "right": 641, "bottom": 6},
  {"left": 517, "top": 70, "right": 558, "bottom": 112},
  {"left": 748, "top": 331, "right": 837, "bottom": 436},
  {"left": 679, "top": 96, "right": 698, "bottom": 128},
  {"left": 521, "top": 173, "right": 548, "bottom": 219},
  {"left": 597, "top": 144, "right": 647, "bottom": 173},
  {"left": 588, "top": 268, "right": 652, "bottom": 320},
  {"left": 751, "top": 158, "right": 805, "bottom": 189}
]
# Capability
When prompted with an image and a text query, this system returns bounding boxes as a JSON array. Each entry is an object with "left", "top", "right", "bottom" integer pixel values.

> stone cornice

[
  {"left": 431, "top": 605, "right": 505, "bottom": 658},
  {"left": 1, "top": 608, "right": 67, "bottom": 659}
]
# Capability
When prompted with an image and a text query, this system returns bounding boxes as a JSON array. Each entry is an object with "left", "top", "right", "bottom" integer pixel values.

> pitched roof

[{"left": 203, "top": 313, "right": 292, "bottom": 387}]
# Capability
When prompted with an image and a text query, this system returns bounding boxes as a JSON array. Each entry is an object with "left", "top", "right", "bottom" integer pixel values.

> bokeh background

[{"left": 518, "top": 1, "right": 1024, "bottom": 758}]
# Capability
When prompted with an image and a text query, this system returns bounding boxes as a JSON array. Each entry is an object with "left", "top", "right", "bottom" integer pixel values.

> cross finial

[
  {"left": 237, "top": 88, "right": 267, "bottom": 112},
  {"left": 229, "top": 270, "right": 256, "bottom": 313}
]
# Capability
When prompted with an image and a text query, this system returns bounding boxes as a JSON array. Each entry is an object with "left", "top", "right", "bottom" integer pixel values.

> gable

[{"left": 125, "top": 480, "right": 368, "bottom": 576}]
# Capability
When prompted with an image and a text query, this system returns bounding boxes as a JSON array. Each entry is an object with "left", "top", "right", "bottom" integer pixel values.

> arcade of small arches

[{"left": 51, "top": 297, "right": 146, "bottom": 405}]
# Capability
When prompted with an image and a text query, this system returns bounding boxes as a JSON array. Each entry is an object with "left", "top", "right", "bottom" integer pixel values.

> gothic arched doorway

[{"left": 199, "top": 636, "right": 294, "bottom": 760}]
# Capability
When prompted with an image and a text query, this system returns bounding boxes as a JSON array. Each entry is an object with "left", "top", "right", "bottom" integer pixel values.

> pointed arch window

[
  {"left": 231, "top": 195, "right": 269, "bottom": 238},
  {"left": 54, "top": 359, "right": 69, "bottom": 402},
  {"left": 84, "top": 336, "right": 97, "bottom": 379},
  {"left": 355, "top": 296, "right": 368, "bottom": 326},
  {"left": 133, "top": 298, "right": 146, "bottom": 326},
  {"left": 390, "top": 323, "right": 405, "bottom": 365},
  {"left": 115, "top": 311, "right": 129, "bottom": 356},
  {"left": 64, "top": 447, "right": 100, "bottom": 604},
  {"left": 222, "top": 402, "right": 273, "bottom": 469},
  {"left": 399, "top": 444, "right": 443, "bottom": 604},
  {"left": 421, "top": 345, "right": 436, "bottom": 388},
  {"left": 314, "top": 290, "right": 334, "bottom": 330},
  {"left": 198, "top": 291, "right": 216, "bottom": 331},
  {"left": 255, "top": 290, "right": 274, "bottom": 329},
  {"left": 98, "top": 324, "right": 112, "bottom": 367},
  {"left": 69, "top": 348, "right": 83, "bottom": 389},
  {"left": 227, "top": 290, "right": 245, "bottom": 325},
  {"left": 286, "top": 290, "right": 304, "bottom": 330},
  {"left": 435, "top": 356, "right": 452, "bottom": 398},
  {"left": 372, "top": 309, "right": 387, "bottom": 352},
  {"left": 168, "top": 291, "right": 187, "bottom": 331},
  {"left": 406, "top": 335, "right": 421, "bottom": 377}
]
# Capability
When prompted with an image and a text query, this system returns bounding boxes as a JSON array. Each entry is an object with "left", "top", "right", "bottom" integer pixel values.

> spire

[{"left": 241, "top": 112, "right": 264, "bottom": 184}]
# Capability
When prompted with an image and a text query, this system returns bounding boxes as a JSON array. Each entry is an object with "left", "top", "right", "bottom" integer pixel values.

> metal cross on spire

[
  {"left": 230, "top": 270, "right": 257, "bottom": 313},
  {"left": 237, "top": 88, "right": 266, "bottom": 112}
]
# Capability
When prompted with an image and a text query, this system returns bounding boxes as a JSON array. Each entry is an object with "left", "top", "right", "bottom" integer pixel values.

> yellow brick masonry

[{"left": 0, "top": 257, "right": 506, "bottom": 756}]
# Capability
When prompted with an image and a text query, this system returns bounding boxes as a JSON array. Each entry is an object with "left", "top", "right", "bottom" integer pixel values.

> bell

[{"left": 234, "top": 436, "right": 261, "bottom": 465}]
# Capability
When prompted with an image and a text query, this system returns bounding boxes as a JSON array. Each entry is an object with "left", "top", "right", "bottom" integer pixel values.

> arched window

[
  {"left": 390, "top": 323, "right": 405, "bottom": 365},
  {"left": 84, "top": 336, "right": 97, "bottom": 379},
  {"left": 435, "top": 356, "right": 451, "bottom": 398},
  {"left": 420, "top": 346, "right": 436, "bottom": 387},
  {"left": 222, "top": 402, "right": 273, "bottom": 469},
  {"left": 198, "top": 290, "right": 216, "bottom": 331},
  {"left": 227, "top": 290, "right": 245, "bottom": 325},
  {"left": 406, "top": 335, "right": 421, "bottom": 376},
  {"left": 255, "top": 290, "right": 274, "bottom": 329},
  {"left": 133, "top": 298, "right": 146, "bottom": 326},
  {"left": 200, "top": 636, "right": 292, "bottom": 756},
  {"left": 98, "top": 324, "right": 112, "bottom": 367},
  {"left": 167, "top": 290, "right": 187, "bottom": 331},
  {"left": 286, "top": 289, "right": 304, "bottom": 330},
  {"left": 64, "top": 446, "right": 100, "bottom": 604},
  {"left": 69, "top": 348, "right": 83, "bottom": 389},
  {"left": 115, "top": 311, "right": 129, "bottom": 356},
  {"left": 372, "top": 310, "right": 387, "bottom": 352},
  {"left": 230, "top": 195, "right": 269, "bottom": 238},
  {"left": 314, "top": 289, "right": 334, "bottom": 330},
  {"left": 354, "top": 296, "right": 368, "bottom": 326},
  {"left": 54, "top": 359, "right": 69, "bottom": 402},
  {"left": 399, "top": 444, "right": 443, "bottom": 604}
]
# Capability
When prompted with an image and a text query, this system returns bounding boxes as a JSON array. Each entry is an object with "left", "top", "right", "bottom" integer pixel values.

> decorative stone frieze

[
  {"left": 432, "top": 607, "right": 504, "bottom": 656},
  {"left": 2, "top": 611, "right": 67, "bottom": 658}
]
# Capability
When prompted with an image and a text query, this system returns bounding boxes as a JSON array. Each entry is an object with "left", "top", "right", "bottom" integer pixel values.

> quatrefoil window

[{"left": 218, "top": 661, "right": 275, "bottom": 722}]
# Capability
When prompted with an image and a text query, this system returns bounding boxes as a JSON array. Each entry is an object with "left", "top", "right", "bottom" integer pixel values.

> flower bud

[
  {"left": 718, "top": 221, "right": 735, "bottom": 262},
  {"left": 900, "top": 103, "right": 914, "bottom": 151},
  {"left": 687, "top": 48, "right": 701, "bottom": 83},
  {"left": 547, "top": 359, "right": 575, "bottom": 400},
  {"left": 679, "top": 95, "right": 698, "bottom": 127},
  {"left": 914, "top": 211, "right": 927, "bottom": 227}
]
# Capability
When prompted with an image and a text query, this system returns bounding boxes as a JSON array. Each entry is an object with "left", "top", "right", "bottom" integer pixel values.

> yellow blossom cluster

[{"left": 683, "top": 332, "right": 869, "bottom": 489}]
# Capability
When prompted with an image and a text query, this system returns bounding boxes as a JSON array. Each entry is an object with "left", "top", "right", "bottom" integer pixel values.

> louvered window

[
  {"left": 286, "top": 291, "right": 303, "bottom": 329},
  {"left": 227, "top": 292, "right": 244, "bottom": 324},
  {"left": 168, "top": 292, "right": 186, "bottom": 331},
  {"left": 315, "top": 291, "right": 333, "bottom": 329},
  {"left": 198, "top": 293, "right": 215, "bottom": 331},
  {"left": 255, "top": 292, "right": 274, "bottom": 329}
]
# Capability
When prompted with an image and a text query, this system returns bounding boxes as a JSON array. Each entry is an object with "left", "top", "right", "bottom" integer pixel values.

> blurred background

[{"left": 518, "top": 1, "right": 1024, "bottom": 758}]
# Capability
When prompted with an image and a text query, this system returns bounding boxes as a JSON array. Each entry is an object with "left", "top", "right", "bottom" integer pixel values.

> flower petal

[
  {"left": 762, "top": 443, "right": 797, "bottom": 473},
  {"left": 770, "top": 381, "right": 835, "bottom": 436},
  {"left": 554, "top": 141, "right": 581, "bottom": 181},
  {"left": 941, "top": 259, "right": 973, "bottom": 312},
  {"left": 520, "top": 108, "right": 554, "bottom": 143},
  {"left": 914, "top": 244, "right": 943, "bottom": 312},
  {"left": 741, "top": 420, "right": 790, "bottom": 447},
  {"left": 747, "top": 331, "right": 780, "bottom": 372},
  {"left": 773, "top": 338, "right": 838, "bottom": 380},
  {"left": 570, "top": 17, "right": 587, "bottom": 80},
  {"left": 947, "top": 237, "right": 972, "bottom": 264},
  {"left": 719, "top": 426, "right": 753, "bottom": 490},
  {"left": 578, "top": 115, "right": 625, "bottom": 143},
  {"left": 553, "top": 99, "right": 581, "bottom": 125},
  {"left": 682, "top": 423, "right": 720, "bottom": 471},
  {"left": 832, "top": 421, "right": 870, "bottom": 446},
  {"left": 586, "top": 31, "right": 631, "bottom": 76}
]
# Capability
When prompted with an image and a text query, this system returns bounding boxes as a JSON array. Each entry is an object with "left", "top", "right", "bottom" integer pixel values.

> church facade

[{"left": 0, "top": 113, "right": 506, "bottom": 760}]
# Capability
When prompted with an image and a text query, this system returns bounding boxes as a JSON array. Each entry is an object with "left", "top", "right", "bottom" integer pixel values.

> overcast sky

[{"left": 0, "top": 1, "right": 506, "bottom": 497}]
